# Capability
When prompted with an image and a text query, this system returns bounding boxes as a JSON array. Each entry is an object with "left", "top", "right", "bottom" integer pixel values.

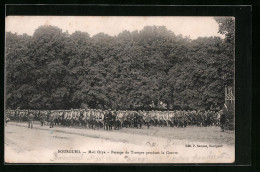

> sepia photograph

[{"left": 4, "top": 16, "right": 235, "bottom": 163}]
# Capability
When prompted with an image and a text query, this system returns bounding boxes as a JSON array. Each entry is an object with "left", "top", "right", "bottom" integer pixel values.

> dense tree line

[{"left": 5, "top": 18, "right": 234, "bottom": 110}]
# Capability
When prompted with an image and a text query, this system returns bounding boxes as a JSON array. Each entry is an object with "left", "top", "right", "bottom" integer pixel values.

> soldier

[
  {"left": 120, "top": 111, "right": 126, "bottom": 127},
  {"left": 93, "top": 109, "right": 98, "bottom": 129},
  {"left": 28, "top": 111, "right": 34, "bottom": 129},
  {"left": 133, "top": 111, "right": 138, "bottom": 128},
  {"left": 220, "top": 104, "right": 228, "bottom": 132},
  {"left": 162, "top": 111, "right": 168, "bottom": 126},
  {"left": 40, "top": 111, "right": 46, "bottom": 126},
  {"left": 144, "top": 111, "right": 152, "bottom": 129},
  {"left": 49, "top": 111, "right": 54, "bottom": 128},
  {"left": 108, "top": 109, "right": 114, "bottom": 130},
  {"left": 219, "top": 111, "right": 225, "bottom": 131},
  {"left": 103, "top": 110, "right": 108, "bottom": 130},
  {"left": 74, "top": 109, "right": 80, "bottom": 127},
  {"left": 138, "top": 110, "right": 145, "bottom": 128},
  {"left": 125, "top": 111, "right": 132, "bottom": 128},
  {"left": 78, "top": 109, "right": 84, "bottom": 127},
  {"left": 58, "top": 111, "right": 64, "bottom": 126},
  {"left": 89, "top": 109, "right": 95, "bottom": 129},
  {"left": 18, "top": 110, "right": 22, "bottom": 122},
  {"left": 8, "top": 110, "right": 13, "bottom": 121},
  {"left": 158, "top": 111, "right": 163, "bottom": 127},
  {"left": 5, "top": 116, "right": 10, "bottom": 126},
  {"left": 191, "top": 110, "right": 196, "bottom": 126},
  {"left": 149, "top": 110, "right": 155, "bottom": 126},
  {"left": 62, "top": 110, "right": 68, "bottom": 126},
  {"left": 115, "top": 110, "right": 123, "bottom": 129},
  {"left": 67, "top": 110, "right": 73, "bottom": 127},
  {"left": 97, "top": 109, "right": 104, "bottom": 129},
  {"left": 24, "top": 110, "right": 29, "bottom": 122}
]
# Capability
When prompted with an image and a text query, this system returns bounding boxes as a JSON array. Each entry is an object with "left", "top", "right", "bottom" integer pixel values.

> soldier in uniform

[
  {"left": 5, "top": 116, "right": 10, "bottom": 126},
  {"left": 103, "top": 110, "right": 108, "bottom": 130},
  {"left": 125, "top": 111, "right": 132, "bottom": 128},
  {"left": 63, "top": 110, "right": 68, "bottom": 126},
  {"left": 133, "top": 111, "right": 138, "bottom": 128},
  {"left": 150, "top": 110, "right": 156, "bottom": 126},
  {"left": 116, "top": 110, "right": 123, "bottom": 129},
  {"left": 40, "top": 111, "right": 46, "bottom": 126},
  {"left": 49, "top": 111, "right": 54, "bottom": 128},
  {"left": 28, "top": 111, "right": 34, "bottom": 129},
  {"left": 107, "top": 109, "right": 113, "bottom": 130},
  {"left": 168, "top": 111, "right": 173, "bottom": 127},
  {"left": 220, "top": 104, "right": 228, "bottom": 132},
  {"left": 67, "top": 110, "right": 73, "bottom": 127},
  {"left": 158, "top": 111, "right": 164, "bottom": 127},
  {"left": 97, "top": 109, "right": 104, "bottom": 129},
  {"left": 163, "top": 111, "right": 169, "bottom": 127},
  {"left": 144, "top": 111, "right": 151, "bottom": 129},
  {"left": 18, "top": 110, "right": 22, "bottom": 122},
  {"left": 89, "top": 109, "right": 95, "bottom": 129}
]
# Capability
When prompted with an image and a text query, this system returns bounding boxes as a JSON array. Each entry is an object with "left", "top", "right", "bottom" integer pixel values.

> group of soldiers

[{"left": 5, "top": 108, "right": 229, "bottom": 130}]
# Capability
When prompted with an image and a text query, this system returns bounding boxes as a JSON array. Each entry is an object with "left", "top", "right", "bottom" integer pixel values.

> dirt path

[{"left": 5, "top": 122, "right": 235, "bottom": 163}]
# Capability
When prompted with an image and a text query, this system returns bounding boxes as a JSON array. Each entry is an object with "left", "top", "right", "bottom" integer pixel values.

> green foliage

[
  {"left": 5, "top": 23, "right": 234, "bottom": 110},
  {"left": 214, "top": 17, "right": 235, "bottom": 87}
]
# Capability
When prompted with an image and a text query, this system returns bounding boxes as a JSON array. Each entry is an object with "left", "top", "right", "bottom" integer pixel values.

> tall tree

[{"left": 215, "top": 17, "right": 235, "bottom": 86}]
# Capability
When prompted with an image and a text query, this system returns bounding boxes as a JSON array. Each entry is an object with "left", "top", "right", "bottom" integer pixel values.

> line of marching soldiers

[{"left": 5, "top": 109, "right": 223, "bottom": 130}]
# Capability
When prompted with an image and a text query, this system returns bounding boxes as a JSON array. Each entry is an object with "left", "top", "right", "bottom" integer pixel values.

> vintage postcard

[{"left": 4, "top": 16, "right": 235, "bottom": 163}]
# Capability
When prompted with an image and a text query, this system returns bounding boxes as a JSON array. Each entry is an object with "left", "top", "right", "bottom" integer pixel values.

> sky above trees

[{"left": 6, "top": 16, "right": 225, "bottom": 39}]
